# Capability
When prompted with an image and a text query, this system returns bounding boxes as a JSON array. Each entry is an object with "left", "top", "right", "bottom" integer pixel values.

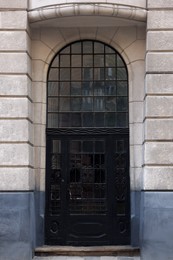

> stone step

[
  {"left": 33, "top": 257, "right": 140, "bottom": 260},
  {"left": 33, "top": 246, "right": 140, "bottom": 260}
]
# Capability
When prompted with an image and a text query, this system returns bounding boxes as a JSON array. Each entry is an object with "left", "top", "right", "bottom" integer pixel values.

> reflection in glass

[
  {"left": 60, "top": 68, "right": 70, "bottom": 81},
  {"left": 48, "top": 113, "right": 59, "bottom": 128},
  {"left": 48, "top": 68, "right": 58, "bottom": 81},
  {"left": 105, "top": 113, "right": 115, "bottom": 127},
  {"left": 94, "top": 82, "right": 104, "bottom": 96},
  {"left": 83, "top": 55, "right": 93, "bottom": 67},
  {"left": 106, "top": 54, "right": 116, "bottom": 67},
  {"left": 94, "top": 97, "right": 105, "bottom": 111},
  {"left": 117, "top": 97, "right": 128, "bottom": 111},
  {"left": 48, "top": 82, "right": 59, "bottom": 96},
  {"left": 60, "top": 54, "right": 70, "bottom": 67},
  {"left": 94, "top": 55, "right": 104, "bottom": 67},
  {"left": 82, "top": 97, "right": 93, "bottom": 111},
  {"left": 71, "top": 42, "right": 81, "bottom": 53},
  {"left": 71, "top": 98, "right": 82, "bottom": 111},
  {"left": 94, "top": 68, "right": 104, "bottom": 80},
  {"left": 105, "top": 81, "right": 116, "bottom": 95},
  {"left": 117, "top": 68, "right": 127, "bottom": 80},
  {"left": 83, "top": 113, "right": 93, "bottom": 127},
  {"left": 105, "top": 97, "right": 116, "bottom": 111},
  {"left": 59, "top": 98, "right": 70, "bottom": 111},
  {"left": 117, "top": 81, "right": 127, "bottom": 96},
  {"left": 71, "top": 113, "right": 81, "bottom": 127},
  {"left": 71, "top": 55, "right": 81, "bottom": 67},
  {"left": 59, "top": 82, "right": 70, "bottom": 96},
  {"left": 71, "top": 68, "right": 81, "bottom": 81},
  {"left": 48, "top": 98, "right": 59, "bottom": 112},
  {"left": 95, "top": 113, "right": 104, "bottom": 127},
  {"left": 71, "top": 82, "right": 82, "bottom": 95},
  {"left": 59, "top": 113, "right": 70, "bottom": 127}
]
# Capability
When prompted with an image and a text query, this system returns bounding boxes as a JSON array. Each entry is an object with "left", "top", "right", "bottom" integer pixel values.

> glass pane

[
  {"left": 83, "top": 55, "right": 93, "bottom": 67},
  {"left": 48, "top": 68, "right": 59, "bottom": 81},
  {"left": 71, "top": 42, "right": 81, "bottom": 54},
  {"left": 106, "top": 54, "right": 116, "bottom": 67},
  {"left": 71, "top": 97, "right": 82, "bottom": 111},
  {"left": 71, "top": 55, "right": 81, "bottom": 67},
  {"left": 94, "top": 97, "right": 105, "bottom": 111},
  {"left": 71, "top": 113, "right": 81, "bottom": 127},
  {"left": 60, "top": 68, "right": 70, "bottom": 81},
  {"left": 70, "top": 141, "right": 81, "bottom": 153},
  {"left": 59, "top": 97, "right": 70, "bottom": 111},
  {"left": 52, "top": 140, "right": 61, "bottom": 153},
  {"left": 51, "top": 154, "right": 61, "bottom": 169},
  {"left": 71, "top": 68, "right": 81, "bottom": 81},
  {"left": 51, "top": 56, "right": 59, "bottom": 67},
  {"left": 94, "top": 68, "right": 104, "bottom": 80},
  {"left": 117, "top": 68, "right": 127, "bottom": 80},
  {"left": 94, "top": 42, "right": 104, "bottom": 53},
  {"left": 83, "top": 68, "right": 93, "bottom": 80},
  {"left": 48, "top": 98, "right": 59, "bottom": 112},
  {"left": 105, "top": 112, "right": 116, "bottom": 127},
  {"left": 82, "top": 82, "right": 93, "bottom": 96},
  {"left": 116, "top": 139, "right": 125, "bottom": 153},
  {"left": 105, "top": 81, "right": 116, "bottom": 95},
  {"left": 82, "top": 97, "right": 93, "bottom": 111},
  {"left": 83, "top": 113, "right": 93, "bottom": 127},
  {"left": 61, "top": 46, "right": 70, "bottom": 54},
  {"left": 59, "top": 82, "right": 70, "bottom": 96},
  {"left": 60, "top": 55, "right": 70, "bottom": 67},
  {"left": 94, "top": 81, "right": 104, "bottom": 96},
  {"left": 48, "top": 82, "right": 59, "bottom": 96},
  {"left": 59, "top": 113, "right": 70, "bottom": 127},
  {"left": 48, "top": 113, "right": 59, "bottom": 128},
  {"left": 83, "top": 141, "right": 93, "bottom": 153},
  {"left": 71, "top": 82, "right": 82, "bottom": 95},
  {"left": 117, "top": 97, "right": 128, "bottom": 111},
  {"left": 94, "top": 55, "right": 104, "bottom": 67},
  {"left": 95, "top": 141, "right": 104, "bottom": 153},
  {"left": 105, "top": 46, "right": 115, "bottom": 54},
  {"left": 117, "top": 81, "right": 128, "bottom": 96},
  {"left": 117, "top": 113, "right": 128, "bottom": 127},
  {"left": 106, "top": 68, "right": 116, "bottom": 80},
  {"left": 83, "top": 41, "right": 92, "bottom": 53},
  {"left": 117, "top": 54, "right": 125, "bottom": 67},
  {"left": 95, "top": 113, "right": 104, "bottom": 127},
  {"left": 105, "top": 97, "right": 116, "bottom": 111}
]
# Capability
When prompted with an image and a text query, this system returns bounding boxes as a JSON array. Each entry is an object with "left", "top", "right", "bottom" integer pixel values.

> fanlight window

[{"left": 47, "top": 40, "right": 128, "bottom": 128}]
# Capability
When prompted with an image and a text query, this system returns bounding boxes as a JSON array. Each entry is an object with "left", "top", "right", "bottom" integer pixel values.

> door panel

[{"left": 45, "top": 134, "right": 130, "bottom": 245}]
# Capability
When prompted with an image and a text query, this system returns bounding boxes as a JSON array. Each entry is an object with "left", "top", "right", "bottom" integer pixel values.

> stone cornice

[{"left": 28, "top": 3, "right": 147, "bottom": 24}]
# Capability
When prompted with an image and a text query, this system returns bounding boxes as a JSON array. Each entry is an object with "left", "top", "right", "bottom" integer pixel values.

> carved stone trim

[{"left": 28, "top": 3, "right": 147, "bottom": 24}]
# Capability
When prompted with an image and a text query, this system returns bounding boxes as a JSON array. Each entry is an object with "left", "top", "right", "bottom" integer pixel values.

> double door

[{"left": 45, "top": 132, "right": 130, "bottom": 245}]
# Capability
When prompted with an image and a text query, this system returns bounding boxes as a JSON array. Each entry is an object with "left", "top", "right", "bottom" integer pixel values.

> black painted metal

[{"left": 45, "top": 40, "right": 130, "bottom": 246}]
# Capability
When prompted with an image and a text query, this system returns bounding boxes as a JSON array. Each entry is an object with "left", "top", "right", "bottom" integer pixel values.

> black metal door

[{"left": 45, "top": 131, "right": 130, "bottom": 245}]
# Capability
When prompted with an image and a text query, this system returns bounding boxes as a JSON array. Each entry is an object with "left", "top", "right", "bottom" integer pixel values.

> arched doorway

[{"left": 45, "top": 40, "right": 130, "bottom": 246}]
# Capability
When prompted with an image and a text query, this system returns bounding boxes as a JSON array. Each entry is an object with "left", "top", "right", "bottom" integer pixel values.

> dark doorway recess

[{"left": 45, "top": 40, "right": 130, "bottom": 246}]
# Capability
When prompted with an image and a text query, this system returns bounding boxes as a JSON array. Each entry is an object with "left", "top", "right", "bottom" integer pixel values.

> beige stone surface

[
  {"left": 146, "top": 53, "right": 173, "bottom": 73},
  {"left": 32, "top": 59, "right": 48, "bottom": 81},
  {"left": 148, "top": 0, "right": 173, "bottom": 8},
  {"left": 146, "top": 74, "right": 173, "bottom": 94},
  {"left": 145, "top": 96, "right": 173, "bottom": 117},
  {"left": 130, "top": 123, "right": 143, "bottom": 145},
  {"left": 34, "top": 124, "right": 46, "bottom": 146},
  {"left": 0, "top": 0, "right": 28, "bottom": 8},
  {"left": 32, "top": 40, "right": 52, "bottom": 61},
  {"left": 0, "top": 31, "right": 28, "bottom": 51},
  {"left": 0, "top": 120, "right": 33, "bottom": 143},
  {"left": 130, "top": 145, "right": 143, "bottom": 168},
  {"left": 0, "top": 98, "right": 32, "bottom": 119},
  {"left": 32, "top": 82, "right": 46, "bottom": 103},
  {"left": 145, "top": 119, "right": 173, "bottom": 140},
  {"left": 144, "top": 142, "right": 173, "bottom": 165},
  {"left": 34, "top": 103, "right": 46, "bottom": 124},
  {"left": 0, "top": 143, "right": 33, "bottom": 166},
  {"left": 0, "top": 53, "right": 31, "bottom": 75},
  {"left": 112, "top": 27, "right": 137, "bottom": 51},
  {"left": 130, "top": 167, "right": 142, "bottom": 191},
  {"left": 0, "top": 11, "right": 27, "bottom": 29},
  {"left": 147, "top": 31, "right": 173, "bottom": 51},
  {"left": 147, "top": 10, "right": 173, "bottom": 29},
  {"left": 34, "top": 146, "right": 46, "bottom": 169},
  {"left": 124, "top": 40, "right": 145, "bottom": 62},
  {"left": 40, "top": 28, "right": 64, "bottom": 50},
  {"left": 0, "top": 75, "right": 31, "bottom": 97},
  {"left": 143, "top": 167, "right": 173, "bottom": 190},
  {"left": 0, "top": 168, "right": 34, "bottom": 191},
  {"left": 129, "top": 102, "right": 144, "bottom": 123}
]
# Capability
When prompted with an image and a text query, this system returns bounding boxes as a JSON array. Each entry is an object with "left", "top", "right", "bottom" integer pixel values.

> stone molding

[{"left": 28, "top": 3, "right": 147, "bottom": 24}]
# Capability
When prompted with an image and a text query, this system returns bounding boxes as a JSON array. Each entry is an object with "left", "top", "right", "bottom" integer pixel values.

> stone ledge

[{"left": 35, "top": 246, "right": 140, "bottom": 257}]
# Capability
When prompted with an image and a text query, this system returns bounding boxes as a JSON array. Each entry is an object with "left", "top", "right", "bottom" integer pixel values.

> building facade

[{"left": 0, "top": 0, "right": 173, "bottom": 259}]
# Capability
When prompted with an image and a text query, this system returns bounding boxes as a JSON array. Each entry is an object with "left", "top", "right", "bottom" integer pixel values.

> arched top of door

[{"left": 28, "top": 2, "right": 147, "bottom": 28}]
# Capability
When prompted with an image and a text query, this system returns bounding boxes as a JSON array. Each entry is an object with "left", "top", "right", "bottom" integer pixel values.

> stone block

[
  {"left": 0, "top": 168, "right": 34, "bottom": 190},
  {"left": 130, "top": 145, "right": 143, "bottom": 168},
  {"left": 0, "top": 0, "right": 28, "bottom": 8},
  {"left": 130, "top": 167, "right": 142, "bottom": 190},
  {"left": 124, "top": 40, "right": 145, "bottom": 62},
  {"left": 112, "top": 27, "right": 137, "bottom": 51},
  {"left": 0, "top": 98, "right": 32, "bottom": 119},
  {"left": 0, "top": 75, "right": 31, "bottom": 97},
  {"left": 0, "top": 11, "right": 27, "bottom": 29},
  {"left": 0, "top": 31, "right": 28, "bottom": 51},
  {"left": 144, "top": 142, "right": 173, "bottom": 165},
  {"left": 147, "top": 31, "right": 173, "bottom": 51},
  {"left": 0, "top": 119, "right": 33, "bottom": 143},
  {"left": 0, "top": 53, "right": 31, "bottom": 74},
  {"left": 129, "top": 101, "right": 144, "bottom": 123},
  {"left": 145, "top": 119, "right": 173, "bottom": 140},
  {"left": 0, "top": 192, "right": 35, "bottom": 260},
  {"left": 34, "top": 146, "right": 46, "bottom": 169},
  {"left": 32, "top": 60, "right": 47, "bottom": 82},
  {"left": 148, "top": 0, "right": 173, "bottom": 8},
  {"left": 130, "top": 123, "right": 143, "bottom": 145},
  {"left": 0, "top": 143, "right": 33, "bottom": 166},
  {"left": 32, "top": 82, "right": 46, "bottom": 103},
  {"left": 40, "top": 28, "right": 64, "bottom": 50},
  {"left": 34, "top": 102, "right": 46, "bottom": 124},
  {"left": 145, "top": 96, "right": 173, "bottom": 117},
  {"left": 32, "top": 40, "right": 51, "bottom": 60},
  {"left": 141, "top": 192, "right": 173, "bottom": 260},
  {"left": 130, "top": 61, "right": 145, "bottom": 102},
  {"left": 147, "top": 10, "right": 173, "bottom": 29},
  {"left": 34, "top": 124, "right": 46, "bottom": 146},
  {"left": 145, "top": 74, "right": 173, "bottom": 94},
  {"left": 143, "top": 167, "right": 173, "bottom": 190},
  {"left": 146, "top": 52, "right": 173, "bottom": 73},
  {"left": 137, "top": 26, "right": 146, "bottom": 40}
]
